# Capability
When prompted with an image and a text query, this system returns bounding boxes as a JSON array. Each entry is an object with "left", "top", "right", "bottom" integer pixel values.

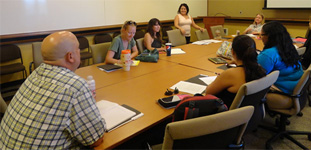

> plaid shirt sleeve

[{"left": 67, "top": 80, "right": 105, "bottom": 146}]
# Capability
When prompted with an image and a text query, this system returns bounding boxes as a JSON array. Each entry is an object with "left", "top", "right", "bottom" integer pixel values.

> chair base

[
  {"left": 266, "top": 130, "right": 311, "bottom": 150},
  {"left": 261, "top": 114, "right": 311, "bottom": 150}
]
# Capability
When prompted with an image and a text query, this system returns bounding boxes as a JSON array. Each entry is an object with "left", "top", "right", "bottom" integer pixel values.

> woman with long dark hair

[
  {"left": 174, "top": 3, "right": 204, "bottom": 44},
  {"left": 258, "top": 21, "right": 303, "bottom": 94},
  {"left": 205, "top": 35, "right": 266, "bottom": 107},
  {"left": 144, "top": 18, "right": 165, "bottom": 51}
]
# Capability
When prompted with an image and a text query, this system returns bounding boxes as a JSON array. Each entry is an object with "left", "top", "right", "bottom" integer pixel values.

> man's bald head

[{"left": 41, "top": 31, "right": 79, "bottom": 61}]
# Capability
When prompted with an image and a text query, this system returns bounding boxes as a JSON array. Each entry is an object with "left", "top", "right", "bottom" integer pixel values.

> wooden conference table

[{"left": 75, "top": 37, "right": 264, "bottom": 149}]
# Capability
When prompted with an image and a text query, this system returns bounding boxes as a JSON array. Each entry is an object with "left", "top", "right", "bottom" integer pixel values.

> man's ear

[{"left": 66, "top": 51, "right": 74, "bottom": 63}]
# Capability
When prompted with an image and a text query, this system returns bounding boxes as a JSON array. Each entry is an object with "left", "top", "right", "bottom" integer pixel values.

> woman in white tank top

[{"left": 174, "top": 3, "right": 204, "bottom": 44}]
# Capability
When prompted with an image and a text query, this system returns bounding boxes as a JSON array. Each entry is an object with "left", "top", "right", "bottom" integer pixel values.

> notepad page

[
  {"left": 170, "top": 81, "right": 207, "bottom": 95},
  {"left": 96, "top": 100, "right": 136, "bottom": 131},
  {"left": 199, "top": 76, "right": 217, "bottom": 85}
]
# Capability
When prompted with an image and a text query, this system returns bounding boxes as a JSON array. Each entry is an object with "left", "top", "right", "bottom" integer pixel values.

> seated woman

[
  {"left": 242, "top": 13, "right": 265, "bottom": 35},
  {"left": 105, "top": 20, "right": 139, "bottom": 64},
  {"left": 205, "top": 35, "right": 266, "bottom": 107},
  {"left": 144, "top": 18, "right": 166, "bottom": 51},
  {"left": 258, "top": 21, "right": 303, "bottom": 94}
]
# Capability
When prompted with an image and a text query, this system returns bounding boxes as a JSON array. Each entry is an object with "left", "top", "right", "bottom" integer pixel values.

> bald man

[{"left": 0, "top": 31, "right": 105, "bottom": 149}]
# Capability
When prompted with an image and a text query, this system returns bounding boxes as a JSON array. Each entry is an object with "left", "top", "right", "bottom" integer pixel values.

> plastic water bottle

[{"left": 87, "top": 75, "right": 96, "bottom": 98}]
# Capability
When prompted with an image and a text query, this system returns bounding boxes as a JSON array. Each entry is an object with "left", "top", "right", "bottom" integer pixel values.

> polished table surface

[
  {"left": 76, "top": 60, "right": 178, "bottom": 90},
  {"left": 93, "top": 65, "right": 214, "bottom": 149},
  {"left": 75, "top": 37, "right": 264, "bottom": 149}
]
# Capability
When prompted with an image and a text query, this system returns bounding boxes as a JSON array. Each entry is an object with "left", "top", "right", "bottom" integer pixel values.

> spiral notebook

[{"left": 96, "top": 100, "right": 143, "bottom": 132}]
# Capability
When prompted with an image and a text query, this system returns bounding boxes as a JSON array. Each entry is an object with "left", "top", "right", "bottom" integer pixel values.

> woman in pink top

[{"left": 174, "top": 3, "right": 204, "bottom": 44}]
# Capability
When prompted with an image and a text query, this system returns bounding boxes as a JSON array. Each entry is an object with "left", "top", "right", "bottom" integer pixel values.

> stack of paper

[
  {"left": 170, "top": 75, "right": 218, "bottom": 95},
  {"left": 192, "top": 40, "right": 222, "bottom": 45},
  {"left": 171, "top": 48, "right": 186, "bottom": 54}
]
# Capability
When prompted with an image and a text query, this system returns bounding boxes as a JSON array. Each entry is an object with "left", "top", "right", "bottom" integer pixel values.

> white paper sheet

[
  {"left": 199, "top": 76, "right": 217, "bottom": 85},
  {"left": 192, "top": 39, "right": 222, "bottom": 45},
  {"left": 171, "top": 48, "right": 186, "bottom": 54},
  {"left": 170, "top": 81, "right": 207, "bottom": 95}
]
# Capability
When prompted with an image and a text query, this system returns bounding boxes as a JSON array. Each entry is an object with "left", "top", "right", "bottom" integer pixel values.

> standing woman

[
  {"left": 258, "top": 21, "right": 303, "bottom": 94},
  {"left": 144, "top": 18, "right": 166, "bottom": 51},
  {"left": 243, "top": 13, "right": 265, "bottom": 35},
  {"left": 105, "top": 20, "right": 139, "bottom": 64},
  {"left": 205, "top": 35, "right": 266, "bottom": 107},
  {"left": 174, "top": 3, "right": 204, "bottom": 44}
]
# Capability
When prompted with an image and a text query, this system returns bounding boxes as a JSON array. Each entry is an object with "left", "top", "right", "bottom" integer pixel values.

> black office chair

[
  {"left": 77, "top": 36, "right": 92, "bottom": 66},
  {"left": 134, "top": 30, "right": 145, "bottom": 40},
  {"left": 162, "top": 26, "right": 173, "bottom": 43},
  {"left": 0, "top": 44, "right": 27, "bottom": 78},
  {"left": 112, "top": 31, "right": 121, "bottom": 38},
  {"left": 94, "top": 33, "right": 112, "bottom": 44}
]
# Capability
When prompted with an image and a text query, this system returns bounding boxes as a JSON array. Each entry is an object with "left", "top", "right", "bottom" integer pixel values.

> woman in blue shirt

[{"left": 258, "top": 21, "right": 303, "bottom": 94}]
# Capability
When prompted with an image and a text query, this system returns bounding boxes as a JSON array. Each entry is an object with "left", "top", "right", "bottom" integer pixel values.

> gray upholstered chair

[
  {"left": 230, "top": 71, "right": 279, "bottom": 133},
  {"left": 264, "top": 66, "right": 311, "bottom": 150},
  {"left": 94, "top": 33, "right": 112, "bottom": 44},
  {"left": 29, "top": 42, "right": 43, "bottom": 74},
  {"left": 210, "top": 25, "right": 226, "bottom": 39},
  {"left": 0, "top": 44, "right": 27, "bottom": 78},
  {"left": 157, "top": 106, "right": 254, "bottom": 149},
  {"left": 195, "top": 29, "right": 210, "bottom": 41},
  {"left": 167, "top": 29, "right": 186, "bottom": 47},
  {"left": 90, "top": 42, "right": 111, "bottom": 64},
  {"left": 296, "top": 46, "right": 306, "bottom": 56},
  {"left": 136, "top": 38, "right": 145, "bottom": 54}
]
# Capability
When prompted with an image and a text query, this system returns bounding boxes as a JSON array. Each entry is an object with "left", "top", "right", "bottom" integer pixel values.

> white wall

[{"left": 0, "top": 0, "right": 207, "bottom": 35}]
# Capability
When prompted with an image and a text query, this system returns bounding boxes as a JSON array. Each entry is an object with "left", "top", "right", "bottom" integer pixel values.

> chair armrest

[
  {"left": 269, "top": 89, "right": 300, "bottom": 98},
  {"left": 29, "top": 62, "right": 34, "bottom": 74}
]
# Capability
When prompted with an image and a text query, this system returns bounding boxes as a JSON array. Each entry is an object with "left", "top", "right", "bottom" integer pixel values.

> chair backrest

[
  {"left": 32, "top": 42, "right": 43, "bottom": 69},
  {"left": 0, "top": 44, "right": 23, "bottom": 63},
  {"left": 167, "top": 29, "right": 187, "bottom": 47},
  {"left": 94, "top": 33, "right": 112, "bottom": 44},
  {"left": 162, "top": 106, "right": 254, "bottom": 149},
  {"left": 290, "top": 65, "right": 311, "bottom": 114},
  {"left": 296, "top": 46, "right": 306, "bottom": 56},
  {"left": 210, "top": 25, "right": 226, "bottom": 39},
  {"left": 77, "top": 36, "right": 90, "bottom": 51},
  {"left": 113, "top": 31, "right": 121, "bottom": 38},
  {"left": 136, "top": 38, "right": 145, "bottom": 54},
  {"left": 134, "top": 30, "right": 145, "bottom": 40},
  {"left": 162, "top": 26, "right": 173, "bottom": 38},
  {"left": 0, "top": 93, "right": 7, "bottom": 114},
  {"left": 230, "top": 71, "right": 279, "bottom": 133},
  {"left": 195, "top": 29, "right": 210, "bottom": 41},
  {"left": 90, "top": 42, "right": 111, "bottom": 64}
]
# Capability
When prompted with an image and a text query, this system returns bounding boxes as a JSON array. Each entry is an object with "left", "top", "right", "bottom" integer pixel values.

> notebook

[
  {"left": 96, "top": 100, "right": 143, "bottom": 132},
  {"left": 97, "top": 64, "right": 122, "bottom": 72},
  {"left": 208, "top": 57, "right": 228, "bottom": 64}
]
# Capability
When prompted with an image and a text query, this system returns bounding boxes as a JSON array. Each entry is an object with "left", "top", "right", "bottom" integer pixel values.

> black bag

[
  {"left": 135, "top": 49, "right": 159, "bottom": 62},
  {"left": 172, "top": 94, "right": 228, "bottom": 122},
  {"left": 158, "top": 94, "right": 191, "bottom": 109}
]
